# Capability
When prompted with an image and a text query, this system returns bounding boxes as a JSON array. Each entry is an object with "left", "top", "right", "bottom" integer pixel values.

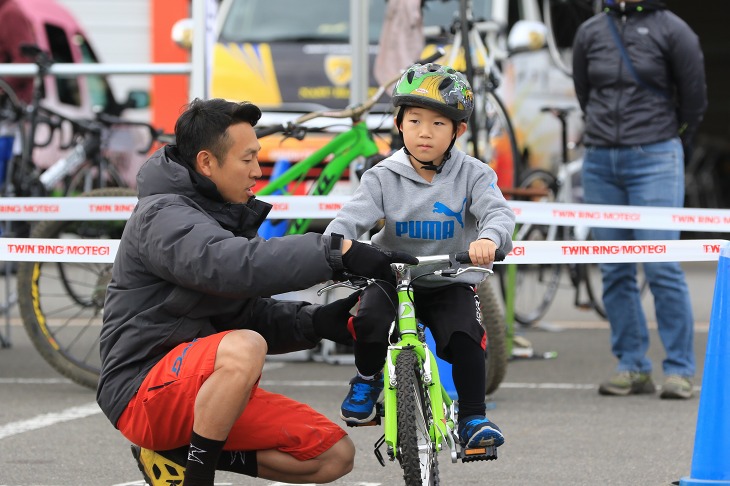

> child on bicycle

[{"left": 325, "top": 63, "right": 515, "bottom": 451}]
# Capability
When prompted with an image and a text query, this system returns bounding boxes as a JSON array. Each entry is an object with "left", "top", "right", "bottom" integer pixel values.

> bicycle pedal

[
  {"left": 345, "top": 416, "right": 381, "bottom": 427},
  {"left": 461, "top": 445, "right": 498, "bottom": 462}
]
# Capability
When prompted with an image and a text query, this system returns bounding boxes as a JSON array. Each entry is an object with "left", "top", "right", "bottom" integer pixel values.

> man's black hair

[{"left": 175, "top": 98, "right": 262, "bottom": 168}]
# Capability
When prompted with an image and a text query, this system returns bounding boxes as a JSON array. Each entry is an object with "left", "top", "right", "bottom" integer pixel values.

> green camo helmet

[{"left": 392, "top": 63, "right": 474, "bottom": 122}]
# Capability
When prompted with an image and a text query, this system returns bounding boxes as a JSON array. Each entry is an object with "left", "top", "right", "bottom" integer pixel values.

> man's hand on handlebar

[{"left": 341, "top": 239, "right": 418, "bottom": 285}]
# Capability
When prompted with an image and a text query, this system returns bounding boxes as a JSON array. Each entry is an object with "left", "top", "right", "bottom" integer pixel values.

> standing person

[
  {"left": 324, "top": 63, "right": 515, "bottom": 451},
  {"left": 572, "top": 0, "right": 707, "bottom": 399},
  {"left": 97, "top": 98, "right": 417, "bottom": 486}
]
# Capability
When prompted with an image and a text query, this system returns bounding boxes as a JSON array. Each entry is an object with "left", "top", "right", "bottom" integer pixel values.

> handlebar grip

[
  {"left": 255, "top": 124, "right": 285, "bottom": 138},
  {"left": 454, "top": 249, "right": 506, "bottom": 264}
]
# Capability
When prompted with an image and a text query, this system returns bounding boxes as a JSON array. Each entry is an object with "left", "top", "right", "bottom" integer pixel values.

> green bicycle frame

[
  {"left": 382, "top": 266, "right": 456, "bottom": 457},
  {"left": 255, "top": 120, "right": 381, "bottom": 235}
]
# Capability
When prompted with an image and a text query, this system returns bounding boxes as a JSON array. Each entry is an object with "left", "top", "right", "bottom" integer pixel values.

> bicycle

[
  {"left": 11, "top": 112, "right": 168, "bottom": 388},
  {"left": 510, "top": 105, "right": 647, "bottom": 326},
  {"left": 254, "top": 49, "right": 509, "bottom": 394},
  {"left": 423, "top": 0, "right": 523, "bottom": 188},
  {"left": 0, "top": 59, "right": 168, "bottom": 388},
  {"left": 317, "top": 249, "right": 506, "bottom": 485}
]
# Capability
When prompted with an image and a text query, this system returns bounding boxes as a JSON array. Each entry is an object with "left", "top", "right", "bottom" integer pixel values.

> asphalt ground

[{"left": 0, "top": 261, "right": 722, "bottom": 486}]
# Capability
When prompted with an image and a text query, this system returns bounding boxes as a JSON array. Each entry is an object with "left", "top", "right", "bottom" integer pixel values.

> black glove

[
  {"left": 312, "top": 291, "right": 361, "bottom": 345},
  {"left": 342, "top": 240, "right": 419, "bottom": 284}
]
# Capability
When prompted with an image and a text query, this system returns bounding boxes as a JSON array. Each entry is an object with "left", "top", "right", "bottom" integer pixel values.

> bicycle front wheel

[
  {"left": 395, "top": 348, "right": 439, "bottom": 486},
  {"left": 508, "top": 169, "right": 562, "bottom": 325},
  {"left": 478, "top": 279, "right": 507, "bottom": 395},
  {"left": 16, "top": 187, "right": 135, "bottom": 389}
]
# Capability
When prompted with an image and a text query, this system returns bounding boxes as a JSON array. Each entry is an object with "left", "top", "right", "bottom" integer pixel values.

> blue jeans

[{"left": 582, "top": 138, "right": 695, "bottom": 377}]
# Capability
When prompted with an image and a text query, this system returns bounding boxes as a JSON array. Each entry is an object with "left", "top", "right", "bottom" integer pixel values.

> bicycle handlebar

[
  {"left": 255, "top": 48, "right": 446, "bottom": 139},
  {"left": 33, "top": 106, "right": 167, "bottom": 153},
  {"left": 454, "top": 248, "right": 506, "bottom": 264}
]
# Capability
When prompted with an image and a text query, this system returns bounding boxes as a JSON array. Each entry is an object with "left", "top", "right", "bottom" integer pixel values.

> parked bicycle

[
  {"left": 317, "top": 249, "right": 506, "bottom": 485},
  {"left": 0, "top": 50, "right": 167, "bottom": 388},
  {"left": 424, "top": 0, "right": 523, "bottom": 187},
  {"left": 510, "top": 105, "right": 647, "bottom": 325}
]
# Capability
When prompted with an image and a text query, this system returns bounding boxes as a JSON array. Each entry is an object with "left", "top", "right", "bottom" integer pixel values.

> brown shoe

[
  {"left": 660, "top": 375, "right": 693, "bottom": 399},
  {"left": 598, "top": 371, "right": 656, "bottom": 396}
]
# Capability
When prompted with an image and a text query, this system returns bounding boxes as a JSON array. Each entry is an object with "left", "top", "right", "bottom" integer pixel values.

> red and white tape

[
  {"left": 0, "top": 237, "right": 725, "bottom": 264},
  {"left": 1, "top": 196, "right": 729, "bottom": 232}
]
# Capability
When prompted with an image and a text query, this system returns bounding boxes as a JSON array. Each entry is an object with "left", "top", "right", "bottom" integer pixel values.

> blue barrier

[
  {"left": 425, "top": 327, "right": 457, "bottom": 400},
  {"left": 680, "top": 242, "right": 730, "bottom": 485},
  {"left": 258, "top": 159, "right": 291, "bottom": 240}
]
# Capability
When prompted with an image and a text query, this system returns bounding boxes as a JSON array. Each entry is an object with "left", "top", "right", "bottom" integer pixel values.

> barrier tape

[
  {"left": 0, "top": 237, "right": 725, "bottom": 264},
  {"left": 1, "top": 196, "right": 729, "bottom": 232}
]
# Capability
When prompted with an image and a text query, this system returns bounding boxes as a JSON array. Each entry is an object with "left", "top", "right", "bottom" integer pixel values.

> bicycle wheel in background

[
  {"left": 16, "top": 187, "right": 135, "bottom": 389},
  {"left": 63, "top": 160, "right": 127, "bottom": 195},
  {"left": 507, "top": 169, "right": 562, "bottom": 326},
  {"left": 395, "top": 348, "right": 439, "bottom": 486},
  {"left": 473, "top": 89, "right": 522, "bottom": 184},
  {"left": 543, "top": 0, "right": 602, "bottom": 77},
  {"left": 477, "top": 278, "right": 507, "bottom": 395}
]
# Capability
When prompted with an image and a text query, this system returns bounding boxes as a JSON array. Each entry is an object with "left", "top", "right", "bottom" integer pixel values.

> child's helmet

[{"left": 392, "top": 63, "right": 474, "bottom": 122}]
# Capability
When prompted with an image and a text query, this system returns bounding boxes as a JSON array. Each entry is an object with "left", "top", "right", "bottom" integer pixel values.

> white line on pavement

[{"left": 0, "top": 402, "right": 100, "bottom": 440}]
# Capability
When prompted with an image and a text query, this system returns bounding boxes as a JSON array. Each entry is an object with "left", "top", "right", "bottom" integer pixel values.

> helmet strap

[{"left": 400, "top": 131, "right": 458, "bottom": 175}]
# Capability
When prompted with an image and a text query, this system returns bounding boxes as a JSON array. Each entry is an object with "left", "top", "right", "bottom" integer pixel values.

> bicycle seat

[{"left": 540, "top": 105, "right": 575, "bottom": 119}]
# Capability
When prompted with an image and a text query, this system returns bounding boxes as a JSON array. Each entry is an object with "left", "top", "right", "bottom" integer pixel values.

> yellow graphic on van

[
  {"left": 210, "top": 43, "right": 282, "bottom": 106},
  {"left": 324, "top": 55, "right": 352, "bottom": 87}
]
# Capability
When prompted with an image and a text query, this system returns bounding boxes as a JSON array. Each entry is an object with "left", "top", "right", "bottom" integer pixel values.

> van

[
  {"left": 208, "top": 0, "right": 584, "bottom": 190},
  {"left": 1, "top": 0, "right": 148, "bottom": 188}
]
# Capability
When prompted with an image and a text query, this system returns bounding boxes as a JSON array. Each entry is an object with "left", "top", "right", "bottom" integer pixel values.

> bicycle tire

[
  {"left": 63, "top": 159, "right": 127, "bottom": 196},
  {"left": 507, "top": 169, "right": 562, "bottom": 325},
  {"left": 16, "top": 187, "right": 135, "bottom": 389},
  {"left": 474, "top": 90, "right": 522, "bottom": 183},
  {"left": 395, "top": 348, "right": 439, "bottom": 486},
  {"left": 477, "top": 279, "right": 507, "bottom": 395}
]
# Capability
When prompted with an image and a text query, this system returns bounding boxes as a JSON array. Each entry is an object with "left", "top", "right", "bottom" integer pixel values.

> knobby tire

[
  {"left": 477, "top": 279, "right": 508, "bottom": 395},
  {"left": 395, "top": 348, "right": 439, "bottom": 486},
  {"left": 16, "top": 187, "right": 135, "bottom": 389}
]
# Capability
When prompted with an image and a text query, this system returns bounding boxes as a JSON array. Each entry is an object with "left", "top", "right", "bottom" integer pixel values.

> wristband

[{"left": 328, "top": 233, "right": 345, "bottom": 271}]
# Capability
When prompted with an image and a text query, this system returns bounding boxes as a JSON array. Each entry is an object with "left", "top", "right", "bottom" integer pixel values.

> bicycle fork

[{"left": 373, "top": 281, "right": 461, "bottom": 466}]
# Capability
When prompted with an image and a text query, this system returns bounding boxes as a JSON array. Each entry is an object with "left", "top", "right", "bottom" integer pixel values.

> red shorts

[{"left": 117, "top": 331, "right": 347, "bottom": 461}]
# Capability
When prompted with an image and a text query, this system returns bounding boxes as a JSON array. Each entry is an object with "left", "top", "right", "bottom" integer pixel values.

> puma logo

[{"left": 433, "top": 198, "right": 467, "bottom": 228}]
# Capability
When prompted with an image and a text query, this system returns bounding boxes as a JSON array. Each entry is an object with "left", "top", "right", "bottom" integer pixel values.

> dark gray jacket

[
  {"left": 572, "top": 2, "right": 707, "bottom": 146},
  {"left": 97, "top": 145, "right": 342, "bottom": 426}
]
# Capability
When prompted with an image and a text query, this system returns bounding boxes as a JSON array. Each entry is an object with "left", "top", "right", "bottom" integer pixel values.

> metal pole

[
  {"left": 190, "top": 0, "right": 208, "bottom": 101},
  {"left": 350, "top": 0, "right": 369, "bottom": 106},
  {"left": 0, "top": 63, "right": 191, "bottom": 77}
]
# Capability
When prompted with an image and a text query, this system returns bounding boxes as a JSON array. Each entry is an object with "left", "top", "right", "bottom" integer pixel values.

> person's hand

[
  {"left": 342, "top": 240, "right": 418, "bottom": 283},
  {"left": 312, "top": 291, "right": 361, "bottom": 345},
  {"left": 469, "top": 238, "right": 498, "bottom": 266}
]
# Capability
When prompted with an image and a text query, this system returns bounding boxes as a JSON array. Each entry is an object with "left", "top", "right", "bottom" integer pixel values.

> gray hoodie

[{"left": 326, "top": 148, "right": 515, "bottom": 286}]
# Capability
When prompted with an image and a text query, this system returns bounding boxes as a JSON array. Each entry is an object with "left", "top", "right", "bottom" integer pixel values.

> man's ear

[
  {"left": 196, "top": 150, "right": 214, "bottom": 176},
  {"left": 456, "top": 121, "right": 468, "bottom": 138}
]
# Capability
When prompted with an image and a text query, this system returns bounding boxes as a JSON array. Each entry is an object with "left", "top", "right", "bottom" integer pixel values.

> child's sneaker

[
  {"left": 131, "top": 444, "right": 185, "bottom": 486},
  {"left": 340, "top": 373, "right": 384, "bottom": 424},
  {"left": 458, "top": 415, "right": 505, "bottom": 449}
]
